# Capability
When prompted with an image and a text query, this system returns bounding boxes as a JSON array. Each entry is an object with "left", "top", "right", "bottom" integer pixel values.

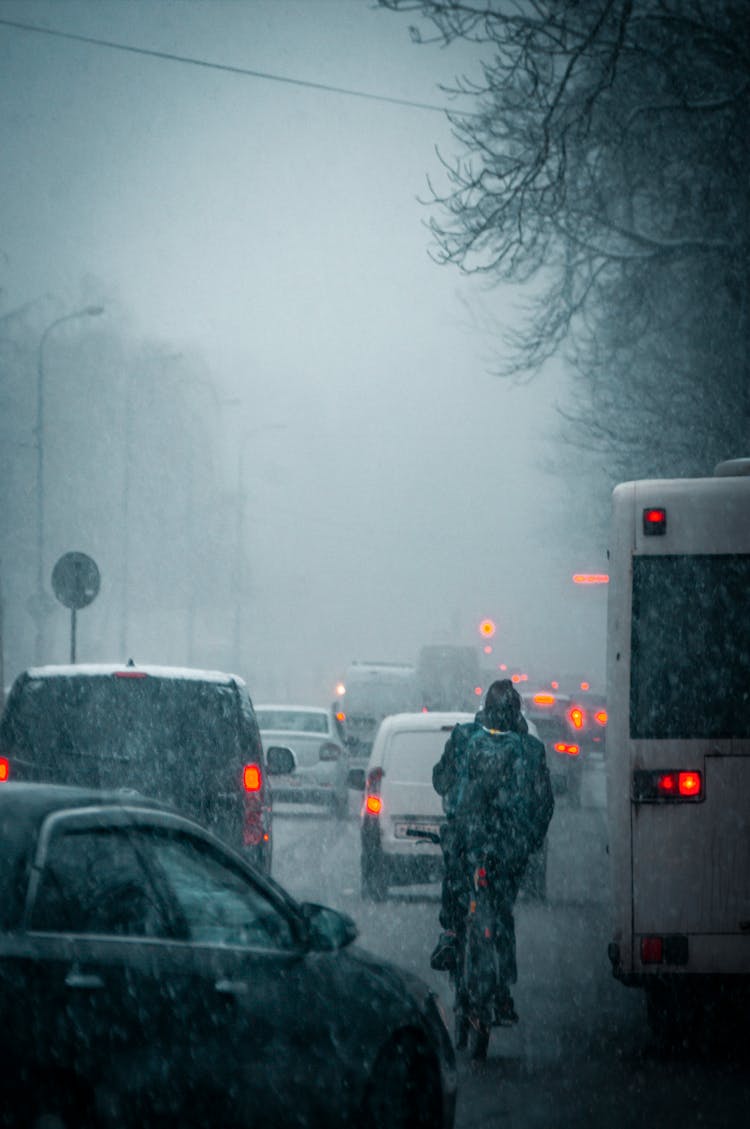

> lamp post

[
  {"left": 232, "top": 423, "right": 286, "bottom": 673},
  {"left": 33, "top": 305, "right": 104, "bottom": 661}
]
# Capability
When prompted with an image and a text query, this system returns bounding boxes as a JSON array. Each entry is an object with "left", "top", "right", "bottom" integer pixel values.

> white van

[
  {"left": 606, "top": 458, "right": 750, "bottom": 1037},
  {"left": 359, "top": 711, "right": 548, "bottom": 902}
]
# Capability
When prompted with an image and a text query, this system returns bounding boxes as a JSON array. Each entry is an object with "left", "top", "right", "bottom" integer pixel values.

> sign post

[{"left": 51, "top": 552, "right": 100, "bottom": 662}]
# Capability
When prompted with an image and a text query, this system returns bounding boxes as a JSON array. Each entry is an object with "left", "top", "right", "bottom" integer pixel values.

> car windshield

[
  {"left": 383, "top": 729, "right": 452, "bottom": 782},
  {"left": 1, "top": 675, "right": 241, "bottom": 792},
  {"left": 256, "top": 709, "right": 329, "bottom": 734}
]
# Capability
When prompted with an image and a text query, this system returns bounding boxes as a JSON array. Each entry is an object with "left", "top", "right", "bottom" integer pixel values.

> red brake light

[
  {"left": 364, "top": 767, "right": 384, "bottom": 816},
  {"left": 0, "top": 757, "right": 9, "bottom": 782},
  {"left": 533, "top": 693, "right": 556, "bottom": 707},
  {"left": 554, "top": 742, "right": 580, "bottom": 756},
  {"left": 634, "top": 769, "right": 703, "bottom": 802},
  {"left": 243, "top": 763, "right": 262, "bottom": 792},
  {"left": 640, "top": 936, "right": 663, "bottom": 964},
  {"left": 114, "top": 671, "right": 147, "bottom": 679},
  {"left": 677, "top": 771, "right": 701, "bottom": 797},
  {"left": 568, "top": 706, "right": 585, "bottom": 730},
  {"left": 594, "top": 710, "right": 608, "bottom": 726},
  {"left": 643, "top": 507, "right": 667, "bottom": 535}
]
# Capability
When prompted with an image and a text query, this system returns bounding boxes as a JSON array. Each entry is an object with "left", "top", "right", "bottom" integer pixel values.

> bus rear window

[{"left": 630, "top": 555, "right": 750, "bottom": 739}]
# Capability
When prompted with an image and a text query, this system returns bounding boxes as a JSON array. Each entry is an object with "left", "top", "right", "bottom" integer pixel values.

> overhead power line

[{"left": 0, "top": 16, "right": 479, "bottom": 117}]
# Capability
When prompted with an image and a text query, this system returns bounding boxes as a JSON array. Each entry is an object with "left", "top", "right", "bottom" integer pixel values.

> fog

[{"left": 0, "top": 0, "right": 607, "bottom": 702}]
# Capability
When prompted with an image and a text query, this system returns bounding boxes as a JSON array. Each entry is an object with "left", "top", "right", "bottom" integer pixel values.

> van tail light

[
  {"left": 363, "top": 766, "right": 383, "bottom": 817},
  {"left": 554, "top": 742, "right": 580, "bottom": 757},
  {"left": 632, "top": 770, "right": 703, "bottom": 802},
  {"left": 243, "top": 763, "right": 262, "bottom": 793},
  {"left": 0, "top": 757, "right": 9, "bottom": 782}
]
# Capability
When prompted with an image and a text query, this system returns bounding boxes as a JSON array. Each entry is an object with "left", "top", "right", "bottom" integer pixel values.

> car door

[
  {"left": 136, "top": 824, "right": 354, "bottom": 1129},
  {"left": 25, "top": 808, "right": 198, "bottom": 1126}
]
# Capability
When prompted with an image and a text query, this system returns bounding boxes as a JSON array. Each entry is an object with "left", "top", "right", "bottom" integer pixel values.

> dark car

[
  {"left": 0, "top": 783, "right": 456, "bottom": 1129},
  {"left": 520, "top": 690, "right": 586, "bottom": 806},
  {"left": 0, "top": 663, "right": 273, "bottom": 873}
]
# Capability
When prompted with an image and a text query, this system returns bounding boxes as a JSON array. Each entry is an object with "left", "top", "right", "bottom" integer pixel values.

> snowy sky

[{"left": 0, "top": 0, "right": 607, "bottom": 697}]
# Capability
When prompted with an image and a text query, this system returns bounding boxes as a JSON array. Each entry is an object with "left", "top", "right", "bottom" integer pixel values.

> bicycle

[{"left": 411, "top": 831, "right": 511, "bottom": 1061}]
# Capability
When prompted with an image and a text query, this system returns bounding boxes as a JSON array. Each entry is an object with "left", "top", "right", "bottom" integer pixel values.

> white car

[
  {"left": 359, "top": 711, "right": 548, "bottom": 901},
  {"left": 256, "top": 704, "right": 349, "bottom": 818}
]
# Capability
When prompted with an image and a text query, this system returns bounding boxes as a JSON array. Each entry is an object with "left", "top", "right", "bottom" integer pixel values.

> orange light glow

[
  {"left": 0, "top": 757, "right": 8, "bottom": 782},
  {"left": 594, "top": 710, "right": 608, "bottom": 726},
  {"left": 533, "top": 693, "right": 556, "bottom": 707},
  {"left": 568, "top": 707, "right": 585, "bottom": 729},
  {"left": 243, "top": 764, "right": 262, "bottom": 792},
  {"left": 365, "top": 794, "right": 383, "bottom": 815},
  {"left": 554, "top": 742, "right": 580, "bottom": 756},
  {"left": 572, "top": 574, "right": 609, "bottom": 584},
  {"left": 511, "top": 674, "right": 521, "bottom": 683},
  {"left": 479, "top": 619, "right": 496, "bottom": 638},
  {"left": 580, "top": 681, "right": 590, "bottom": 691},
  {"left": 474, "top": 686, "right": 483, "bottom": 696},
  {"left": 336, "top": 711, "right": 346, "bottom": 722}
]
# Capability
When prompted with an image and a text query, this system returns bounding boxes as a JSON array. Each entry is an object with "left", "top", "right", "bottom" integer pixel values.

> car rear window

[
  {"left": 383, "top": 729, "right": 453, "bottom": 783},
  {"left": 256, "top": 710, "right": 329, "bottom": 734},
  {"left": 1, "top": 675, "right": 243, "bottom": 795}
]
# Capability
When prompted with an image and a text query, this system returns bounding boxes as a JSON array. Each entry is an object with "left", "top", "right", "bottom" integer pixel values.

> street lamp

[
  {"left": 33, "top": 305, "right": 104, "bottom": 661},
  {"left": 232, "top": 423, "right": 286, "bottom": 672}
]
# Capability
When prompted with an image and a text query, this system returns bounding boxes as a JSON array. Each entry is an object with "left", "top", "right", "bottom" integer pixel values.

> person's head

[{"left": 484, "top": 679, "right": 522, "bottom": 731}]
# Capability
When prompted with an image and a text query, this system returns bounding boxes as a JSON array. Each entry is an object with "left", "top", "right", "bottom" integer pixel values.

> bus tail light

[
  {"left": 643, "top": 506, "right": 667, "bottom": 535},
  {"left": 632, "top": 770, "right": 703, "bottom": 802},
  {"left": 640, "top": 935, "right": 689, "bottom": 965},
  {"left": 640, "top": 936, "right": 663, "bottom": 964}
]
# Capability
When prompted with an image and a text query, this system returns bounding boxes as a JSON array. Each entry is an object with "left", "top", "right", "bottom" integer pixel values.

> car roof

[
  {"left": 0, "top": 782, "right": 174, "bottom": 930},
  {"left": 255, "top": 704, "right": 329, "bottom": 713},
  {"left": 19, "top": 664, "right": 242, "bottom": 686},
  {"left": 376, "top": 711, "right": 475, "bottom": 736}
]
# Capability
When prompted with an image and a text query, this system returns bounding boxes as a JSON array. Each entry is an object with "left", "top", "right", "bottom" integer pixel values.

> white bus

[{"left": 606, "top": 457, "right": 750, "bottom": 1038}]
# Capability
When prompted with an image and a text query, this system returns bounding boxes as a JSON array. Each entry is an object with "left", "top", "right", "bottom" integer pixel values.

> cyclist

[{"left": 430, "top": 679, "right": 553, "bottom": 1023}]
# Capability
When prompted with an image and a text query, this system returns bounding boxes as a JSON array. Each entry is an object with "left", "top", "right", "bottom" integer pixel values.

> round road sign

[{"left": 51, "top": 552, "right": 101, "bottom": 610}]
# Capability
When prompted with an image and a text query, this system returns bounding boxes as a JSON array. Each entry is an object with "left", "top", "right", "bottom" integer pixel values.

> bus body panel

[{"left": 606, "top": 472, "right": 750, "bottom": 984}]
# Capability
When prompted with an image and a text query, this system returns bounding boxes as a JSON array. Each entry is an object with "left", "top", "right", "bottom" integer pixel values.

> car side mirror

[
  {"left": 319, "top": 741, "right": 343, "bottom": 762},
  {"left": 266, "top": 746, "right": 296, "bottom": 775},
  {"left": 300, "top": 902, "right": 358, "bottom": 951},
  {"left": 347, "top": 767, "right": 366, "bottom": 791}
]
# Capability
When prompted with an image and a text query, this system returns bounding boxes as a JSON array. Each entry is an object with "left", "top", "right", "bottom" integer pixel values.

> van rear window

[
  {"left": 630, "top": 554, "right": 750, "bottom": 739},
  {"left": 384, "top": 730, "right": 452, "bottom": 782}
]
